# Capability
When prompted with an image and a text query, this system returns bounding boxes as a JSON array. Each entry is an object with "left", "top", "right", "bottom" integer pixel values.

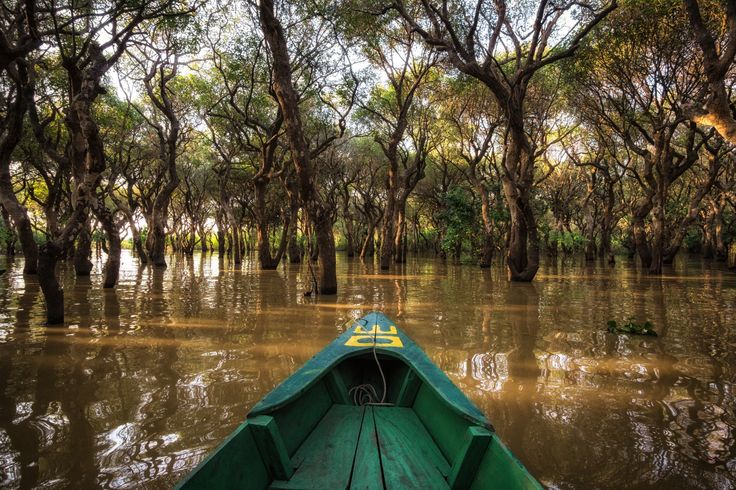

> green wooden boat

[{"left": 178, "top": 312, "right": 541, "bottom": 489}]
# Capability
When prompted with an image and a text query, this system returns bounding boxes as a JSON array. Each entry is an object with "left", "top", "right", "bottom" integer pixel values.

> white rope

[{"left": 347, "top": 312, "right": 393, "bottom": 407}]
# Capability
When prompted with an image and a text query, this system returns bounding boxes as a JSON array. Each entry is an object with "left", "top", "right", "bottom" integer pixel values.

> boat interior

[{"left": 182, "top": 353, "right": 535, "bottom": 489}]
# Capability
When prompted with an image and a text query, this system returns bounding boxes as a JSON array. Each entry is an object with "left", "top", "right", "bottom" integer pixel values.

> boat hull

[{"left": 178, "top": 312, "right": 541, "bottom": 489}]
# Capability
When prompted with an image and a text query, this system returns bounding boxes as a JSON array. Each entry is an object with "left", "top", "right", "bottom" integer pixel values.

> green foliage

[
  {"left": 438, "top": 188, "right": 476, "bottom": 255},
  {"left": 607, "top": 319, "right": 657, "bottom": 336},
  {"left": 547, "top": 229, "right": 587, "bottom": 253},
  {"left": 683, "top": 228, "right": 702, "bottom": 252},
  {"left": 0, "top": 222, "right": 13, "bottom": 245}
]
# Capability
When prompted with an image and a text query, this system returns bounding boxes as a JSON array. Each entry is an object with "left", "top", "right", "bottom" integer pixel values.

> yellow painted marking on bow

[
  {"left": 344, "top": 335, "right": 404, "bottom": 348},
  {"left": 354, "top": 324, "right": 397, "bottom": 335}
]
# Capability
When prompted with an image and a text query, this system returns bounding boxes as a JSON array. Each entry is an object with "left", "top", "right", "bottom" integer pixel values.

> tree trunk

[
  {"left": 259, "top": 0, "right": 337, "bottom": 294},
  {"left": 74, "top": 225, "right": 93, "bottom": 276},
  {"left": 217, "top": 222, "right": 225, "bottom": 256},
  {"left": 361, "top": 225, "right": 375, "bottom": 258},
  {"left": 134, "top": 234, "right": 148, "bottom": 263},
  {"left": 479, "top": 235, "right": 493, "bottom": 269},
  {"left": 95, "top": 204, "right": 120, "bottom": 289},
  {"left": 288, "top": 232, "right": 301, "bottom": 263},
  {"left": 599, "top": 226, "right": 615, "bottom": 264},
  {"left": 345, "top": 218, "right": 355, "bottom": 258},
  {"left": 103, "top": 231, "right": 120, "bottom": 289},
  {"left": 714, "top": 208, "right": 726, "bottom": 260},
  {"left": 633, "top": 216, "right": 653, "bottom": 270},
  {"left": 0, "top": 189, "right": 37, "bottom": 273},
  {"left": 503, "top": 180, "right": 539, "bottom": 281},
  {"left": 648, "top": 191, "right": 666, "bottom": 274},
  {"left": 0, "top": 65, "right": 37, "bottom": 274},
  {"left": 149, "top": 217, "right": 168, "bottom": 267},
  {"left": 379, "top": 188, "right": 396, "bottom": 270},
  {"left": 585, "top": 240, "right": 597, "bottom": 262},
  {"left": 393, "top": 204, "right": 406, "bottom": 264},
  {"left": 200, "top": 229, "right": 208, "bottom": 254},
  {"left": 38, "top": 243, "right": 64, "bottom": 324},
  {"left": 502, "top": 127, "right": 539, "bottom": 282},
  {"left": 314, "top": 212, "right": 337, "bottom": 294},
  {"left": 231, "top": 223, "right": 241, "bottom": 265}
]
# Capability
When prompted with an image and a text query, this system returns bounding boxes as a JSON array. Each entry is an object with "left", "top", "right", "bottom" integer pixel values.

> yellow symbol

[
  {"left": 344, "top": 335, "right": 404, "bottom": 348},
  {"left": 354, "top": 324, "right": 397, "bottom": 335}
]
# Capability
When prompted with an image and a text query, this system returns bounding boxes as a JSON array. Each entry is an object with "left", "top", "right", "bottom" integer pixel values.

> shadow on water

[{"left": 0, "top": 251, "right": 734, "bottom": 488}]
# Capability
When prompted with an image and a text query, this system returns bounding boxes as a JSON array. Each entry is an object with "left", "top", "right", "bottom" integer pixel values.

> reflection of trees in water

[
  {"left": 0, "top": 277, "right": 42, "bottom": 488},
  {"left": 124, "top": 266, "right": 180, "bottom": 482},
  {"left": 449, "top": 263, "right": 736, "bottom": 488},
  {"left": 0, "top": 253, "right": 734, "bottom": 487},
  {"left": 497, "top": 283, "right": 541, "bottom": 476}
]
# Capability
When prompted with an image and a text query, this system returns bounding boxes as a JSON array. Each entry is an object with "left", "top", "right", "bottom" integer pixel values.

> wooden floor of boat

[{"left": 269, "top": 404, "right": 451, "bottom": 490}]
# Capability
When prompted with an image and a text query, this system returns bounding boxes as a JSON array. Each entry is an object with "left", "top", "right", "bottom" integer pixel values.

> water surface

[{"left": 0, "top": 251, "right": 734, "bottom": 489}]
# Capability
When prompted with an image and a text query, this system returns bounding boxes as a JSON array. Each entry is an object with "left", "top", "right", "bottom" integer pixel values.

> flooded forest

[{"left": 0, "top": 0, "right": 735, "bottom": 488}]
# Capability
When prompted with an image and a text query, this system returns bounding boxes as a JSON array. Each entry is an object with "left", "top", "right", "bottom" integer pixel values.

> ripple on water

[{"left": 0, "top": 252, "right": 734, "bottom": 489}]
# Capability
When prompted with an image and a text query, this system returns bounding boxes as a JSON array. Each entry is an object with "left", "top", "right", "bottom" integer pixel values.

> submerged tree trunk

[
  {"left": 149, "top": 215, "right": 168, "bottom": 267},
  {"left": 379, "top": 176, "right": 397, "bottom": 270},
  {"left": 142, "top": 53, "right": 181, "bottom": 268},
  {"left": 599, "top": 179, "right": 616, "bottom": 265},
  {"left": 712, "top": 200, "right": 727, "bottom": 260},
  {"left": 632, "top": 192, "right": 654, "bottom": 270},
  {"left": 217, "top": 213, "right": 226, "bottom": 256},
  {"left": 288, "top": 232, "right": 301, "bottom": 264},
  {"left": 255, "top": 180, "right": 279, "bottom": 270},
  {"left": 361, "top": 226, "right": 375, "bottom": 259},
  {"left": 394, "top": 204, "right": 407, "bottom": 264},
  {"left": 37, "top": 243, "right": 64, "bottom": 325},
  {"left": 95, "top": 204, "right": 120, "bottom": 289},
  {"left": 345, "top": 216, "right": 355, "bottom": 258},
  {"left": 218, "top": 229, "right": 226, "bottom": 255},
  {"left": 313, "top": 213, "right": 337, "bottom": 294},
  {"left": 74, "top": 225, "right": 93, "bottom": 276},
  {"left": 230, "top": 221, "right": 241, "bottom": 265},
  {"left": 501, "top": 126, "right": 539, "bottom": 282},
  {"left": 648, "top": 184, "right": 666, "bottom": 274},
  {"left": 259, "top": 0, "right": 337, "bottom": 294},
  {"left": 584, "top": 234, "right": 597, "bottom": 261}
]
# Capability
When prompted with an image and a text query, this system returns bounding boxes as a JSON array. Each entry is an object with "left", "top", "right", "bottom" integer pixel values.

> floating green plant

[{"left": 607, "top": 319, "right": 657, "bottom": 336}]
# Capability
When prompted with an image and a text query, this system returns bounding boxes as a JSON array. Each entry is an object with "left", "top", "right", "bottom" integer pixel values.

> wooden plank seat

[
  {"left": 261, "top": 403, "right": 491, "bottom": 490},
  {"left": 270, "top": 404, "right": 365, "bottom": 489}
]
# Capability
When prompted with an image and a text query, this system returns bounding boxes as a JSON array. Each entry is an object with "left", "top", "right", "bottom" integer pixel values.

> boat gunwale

[{"left": 248, "top": 312, "right": 493, "bottom": 432}]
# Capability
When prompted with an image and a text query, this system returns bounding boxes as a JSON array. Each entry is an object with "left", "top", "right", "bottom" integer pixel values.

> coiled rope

[{"left": 347, "top": 312, "right": 393, "bottom": 407}]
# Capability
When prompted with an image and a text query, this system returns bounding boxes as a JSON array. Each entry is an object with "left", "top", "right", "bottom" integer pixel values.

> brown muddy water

[{"left": 0, "top": 251, "right": 734, "bottom": 489}]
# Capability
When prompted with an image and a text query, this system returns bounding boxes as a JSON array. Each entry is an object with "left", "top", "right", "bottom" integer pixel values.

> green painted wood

[
  {"left": 413, "top": 383, "right": 470, "bottom": 465},
  {"left": 325, "top": 369, "right": 350, "bottom": 404},
  {"left": 250, "top": 415, "right": 295, "bottom": 481},
  {"left": 470, "top": 434, "right": 544, "bottom": 490},
  {"left": 349, "top": 407, "right": 383, "bottom": 490},
  {"left": 395, "top": 368, "right": 421, "bottom": 407},
  {"left": 447, "top": 426, "right": 492, "bottom": 490},
  {"left": 373, "top": 406, "right": 450, "bottom": 489},
  {"left": 270, "top": 404, "right": 364, "bottom": 489},
  {"left": 271, "top": 380, "right": 332, "bottom": 455},
  {"left": 176, "top": 421, "right": 270, "bottom": 490},
  {"left": 250, "top": 312, "right": 491, "bottom": 433}
]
